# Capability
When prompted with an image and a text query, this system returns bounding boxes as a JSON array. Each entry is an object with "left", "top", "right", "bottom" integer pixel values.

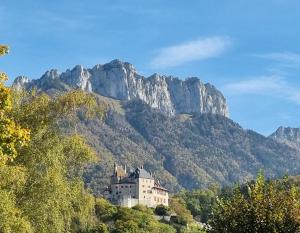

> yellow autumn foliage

[{"left": 0, "top": 45, "right": 30, "bottom": 165}]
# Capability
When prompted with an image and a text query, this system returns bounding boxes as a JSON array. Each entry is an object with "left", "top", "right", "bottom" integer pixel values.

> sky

[{"left": 1, "top": 0, "right": 300, "bottom": 135}]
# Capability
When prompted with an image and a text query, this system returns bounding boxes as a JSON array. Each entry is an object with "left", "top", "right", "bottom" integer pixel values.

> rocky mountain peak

[
  {"left": 13, "top": 76, "right": 30, "bottom": 90},
  {"left": 270, "top": 127, "right": 300, "bottom": 143},
  {"left": 12, "top": 59, "right": 229, "bottom": 117},
  {"left": 269, "top": 126, "right": 300, "bottom": 151},
  {"left": 42, "top": 69, "right": 60, "bottom": 79}
]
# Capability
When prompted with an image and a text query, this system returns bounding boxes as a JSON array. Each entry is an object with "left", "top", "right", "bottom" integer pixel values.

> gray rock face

[
  {"left": 13, "top": 76, "right": 30, "bottom": 90},
  {"left": 270, "top": 127, "right": 300, "bottom": 148},
  {"left": 13, "top": 59, "right": 229, "bottom": 117}
]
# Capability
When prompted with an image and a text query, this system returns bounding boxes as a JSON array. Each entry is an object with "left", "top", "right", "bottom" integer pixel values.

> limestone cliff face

[
  {"left": 13, "top": 59, "right": 229, "bottom": 117},
  {"left": 270, "top": 127, "right": 300, "bottom": 150}
]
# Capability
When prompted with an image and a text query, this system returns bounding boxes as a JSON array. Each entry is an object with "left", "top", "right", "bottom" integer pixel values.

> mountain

[
  {"left": 13, "top": 60, "right": 300, "bottom": 193},
  {"left": 270, "top": 127, "right": 300, "bottom": 150},
  {"left": 13, "top": 59, "right": 228, "bottom": 117}
]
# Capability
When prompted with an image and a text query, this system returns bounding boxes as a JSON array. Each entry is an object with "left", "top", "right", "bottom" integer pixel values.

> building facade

[{"left": 103, "top": 163, "right": 169, "bottom": 208}]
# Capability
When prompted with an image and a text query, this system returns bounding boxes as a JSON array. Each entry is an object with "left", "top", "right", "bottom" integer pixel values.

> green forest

[{"left": 2, "top": 45, "right": 300, "bottom": 233}]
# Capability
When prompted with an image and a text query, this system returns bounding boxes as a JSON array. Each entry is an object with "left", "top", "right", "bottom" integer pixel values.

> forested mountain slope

[
  {"left": 13, "top": 61, "right": 300, "bottom": 193},
  {"left": 80, "top": 99, "right": 300, "bottom": 193}
]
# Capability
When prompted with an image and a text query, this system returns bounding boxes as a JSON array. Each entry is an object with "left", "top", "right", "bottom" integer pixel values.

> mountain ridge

[
  {"left": 13, "top": 59, "right": 229, "bottom": 117},
  {"left": 12, "top": 60, "right": 300, "bottom": 193}
]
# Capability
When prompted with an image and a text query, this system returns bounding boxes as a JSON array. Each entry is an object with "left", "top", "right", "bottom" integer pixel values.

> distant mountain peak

[
  {"left": 13, "top": 60, "right": 229, "bottom": 117},
  {"left": 270, "top": 126, "right": 300, "bottom": 142},
  {"left": 269, "top": 126, "right": 300, "bottom": 152}
]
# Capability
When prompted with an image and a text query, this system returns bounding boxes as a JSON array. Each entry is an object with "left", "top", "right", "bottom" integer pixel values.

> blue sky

[{"left": 1, "top": 0, "right": 300, "bottom": 135}]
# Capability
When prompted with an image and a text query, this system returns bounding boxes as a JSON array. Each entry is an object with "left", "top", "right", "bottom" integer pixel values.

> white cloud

[
  {"left": 223, "top": 75, "right": 284, "bottom": 94},
  {"left": 223, "top": 75, "right": 300, "bottom": 105},
  {"left": 150, "top": 37, "right": 232, "bottom": 68},
  {"left": 254, "top": 52, "right": 300, "bottom": 67}
]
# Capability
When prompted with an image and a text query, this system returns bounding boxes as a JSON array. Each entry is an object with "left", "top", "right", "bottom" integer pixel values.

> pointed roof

[{"left": 129, "top": 167, "right": 153, "bottom": 179}]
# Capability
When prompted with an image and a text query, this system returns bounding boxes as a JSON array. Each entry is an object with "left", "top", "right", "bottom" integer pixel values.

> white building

[{"left": 103, "top": 163, "right": 169, "bottom": 208}]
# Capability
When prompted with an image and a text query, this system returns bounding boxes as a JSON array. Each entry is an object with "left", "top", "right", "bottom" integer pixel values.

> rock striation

[{"left": 13, "top": 59, "right": 229, "bottom": 117}]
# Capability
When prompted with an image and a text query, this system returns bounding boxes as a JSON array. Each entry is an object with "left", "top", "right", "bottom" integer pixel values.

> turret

[{"left": 110, "top": 163, "right": 126, "bottom": 184}]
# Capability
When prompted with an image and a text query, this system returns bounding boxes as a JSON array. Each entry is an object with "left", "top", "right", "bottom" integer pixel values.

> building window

[{"left": 121, "top": 186, "right": 123, "bottom": 188}]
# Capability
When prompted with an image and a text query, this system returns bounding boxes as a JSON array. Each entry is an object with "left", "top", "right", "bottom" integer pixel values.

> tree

[
  {"left": 113, "top": 206, "right": 176, "bottom": 233},
  {"left": 169, "top": 197, "right": 194, "bottom": 226},
  {"left": 0, "top": 44, "right": 29, "bottom": 165},
  {"left": 91, "top": 223, "right": 109, "bottom": 233},
  {"left": 154, "top": 204, "right": 171, "bottom": 216},
  {"left": 177, "top": 187, "right": 218, "bottom": 223},
  {"left": 208, "top": 174, "right": 300, "bottom": 233},
  {"left": 115, "top": 220, "right": 140, "bottom": 233},
  {"left": 0, "top": 43, "right": 106, "bottom": 232},
  {"left": 11, "top": 91, "right": 102, "bottom": 233},
  {"left": 95, "top": 198, "right": 117, "bottom": 221},
  {"left": 0, "top": 44, "right": 33, "bottom": 233},
  {"left": 0, "top": 189, "right": 33, "bottom": 233}
]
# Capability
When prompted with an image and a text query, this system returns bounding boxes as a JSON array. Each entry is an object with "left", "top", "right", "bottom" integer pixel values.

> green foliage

[
  {"left": 0, "top": 190, "right": 33, "bottom": 233},
  {"left": 169, "top": 197, "right": 194, "bottom": 226},
  {"left": 177, "top": 186, "right": 219, "bottom": 223},
  {"left": 113, "top": 206, "right": 176, "bottom": 233},
  {"left": 93, "top": 201, "right": 179, "bottom": 233},
  {"left": 208, "top": 173, "right": 300, "bottom": 233},
  {"left": 95, "top": 198, "right": 117, "bottom": 221},
  {"left": 12, "top": 90, "right": 104, "bottom": 133},
  {"left": 11, "top": 91, "right": 101, "bottom": 233},
  {"left": 154, "top": 204, "right": 171, "bottom": 216},
  {"left": 80, "top": 223, "right": 109, "bottom": 233},
  {"left": 92, "top": 223, "right": 109, "bottom": 233},
  {"left": 114, "top": 220, "right": 140, "bottom": 233},
  {"left": 178, "top": 223, "right": 206, "bottom": 233},
  {"left": 131, "top": 204, "right": 154, "bottom": 215}
]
